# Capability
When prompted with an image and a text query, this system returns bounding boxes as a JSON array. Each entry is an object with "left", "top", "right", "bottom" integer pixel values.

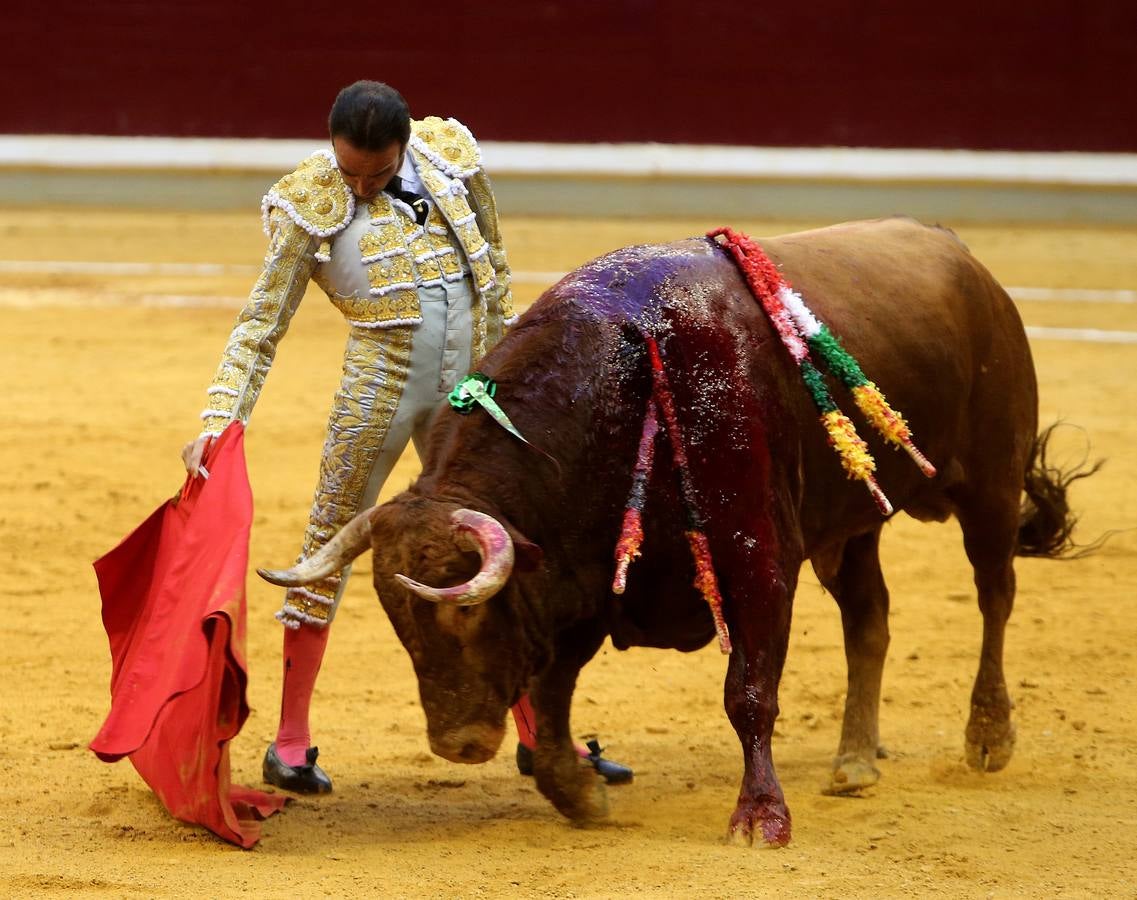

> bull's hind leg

[
  {"left": 954, "top": 493, "right": 1020, "bottom": 772},
  {"left": 812, "top": 527, "right": 890, "bottom": 795}
]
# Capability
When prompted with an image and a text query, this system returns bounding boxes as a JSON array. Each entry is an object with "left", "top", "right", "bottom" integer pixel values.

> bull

[{"left": 260, "top": 217, "right": 1088, "bottom": 847}]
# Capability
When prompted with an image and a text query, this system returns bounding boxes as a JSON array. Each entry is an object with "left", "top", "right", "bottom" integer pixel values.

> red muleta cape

[{"left": 89, "top": 423, "right": 285, "bottom": 848}]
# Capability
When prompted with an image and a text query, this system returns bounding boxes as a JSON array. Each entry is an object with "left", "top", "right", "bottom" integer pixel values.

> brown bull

[{"left": 261, "top": 217, "right": 1088, "bottom": 847}]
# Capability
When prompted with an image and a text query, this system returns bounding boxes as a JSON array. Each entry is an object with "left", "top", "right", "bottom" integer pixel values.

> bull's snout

[{"left": 429, "top": 721, "right": 506, "bottom": 764}]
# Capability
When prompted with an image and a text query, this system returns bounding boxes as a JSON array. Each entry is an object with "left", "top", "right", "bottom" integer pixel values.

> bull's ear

[
  {"left": 496, "top": 515, "right": 543, "bottom": 572},
  {"left": 512, "top": 537, "right": 544, "bottom": 572}
]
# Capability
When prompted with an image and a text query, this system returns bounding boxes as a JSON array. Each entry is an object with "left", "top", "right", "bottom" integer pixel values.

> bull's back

[
  {"left": 553, "top": 217, "right": 1019, "bottom": 369},
  {"left": 517, "top": 219, "right": 1035, "bottom": 649},
  {"left": 757, "top": 217, "right": 1037, "bottom": 535},
  {"left": 660, "top": 217, "right": 1034, "bottom": 540},
  {"left": 765, "top": 218, "right": 1031, "bottom": 409},
  {"left": 759, "top": 217, "right": 1013, "bottom": 368},
  {"left": 542, "top": 217, "right": 1033, "bottom": 480}
]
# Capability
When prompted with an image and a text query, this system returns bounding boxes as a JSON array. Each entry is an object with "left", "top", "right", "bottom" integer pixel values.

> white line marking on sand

[
  {"left": 1009, "top": 286, "right": 1136, "bottom": 304},
  {"left": 0, "top": 260, "right": 260, "bottom": 276},
  {"left": 1025, "top": 326, "right": 1137, "bottom": 345},
  {"left": 3, "top": 262, "right": 1135, "bottom": 344},
  {"left": 3, "top": 261, "right": 1133, "bottom": 304}
]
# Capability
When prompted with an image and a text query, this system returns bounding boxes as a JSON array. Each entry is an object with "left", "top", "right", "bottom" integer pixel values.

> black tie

[{"left": 385, "top": 175, "right": 429, "bottom": 226}]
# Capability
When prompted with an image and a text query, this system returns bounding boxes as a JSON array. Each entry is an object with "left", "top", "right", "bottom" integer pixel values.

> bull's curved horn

[
  {"left": 257, "top": 507, "right": 374, "bottom": 587},
  {"left": 394, "top": 508, "right": 514, "bottom": 606}
]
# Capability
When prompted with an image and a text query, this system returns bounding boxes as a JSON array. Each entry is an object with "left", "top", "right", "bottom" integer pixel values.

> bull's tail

[
  {"left": 257, "top": 507, "right": 375, "bottom": 587},
  {"left": 1016, "top": 424, "right": 1105, "bottom": 558}
]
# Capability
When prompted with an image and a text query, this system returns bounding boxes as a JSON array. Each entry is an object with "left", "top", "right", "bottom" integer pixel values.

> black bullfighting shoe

[
  {"left": 515, "top": 740, "right": 634, "bottom": 785},
  {"left": 515, "top": 741, "right": 535, "bottom": 776},
  {"left": 583, "top": 739, "right": 634, "bottom": 784},
  {"left": 263, "top": 743, "right": 333, "bottom": 794}
]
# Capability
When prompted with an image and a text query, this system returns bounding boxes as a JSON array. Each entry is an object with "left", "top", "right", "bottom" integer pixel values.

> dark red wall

[{"left": 8, "top": 1, "right": 1136, "bottom": 151}]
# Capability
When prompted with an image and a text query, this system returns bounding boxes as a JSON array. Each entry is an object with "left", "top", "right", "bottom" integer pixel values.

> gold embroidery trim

[
  {"left": 330, "top": 290, "right": 422, "bottom": 327},
  {"left": 410, "top": 116, "right": 481, "bottom": 179},
  {"left": 263, "top": 151, "right": 354, "bottom": 238},
  {"left": 346, "top": 194, "right": 478, "bottom": 326},
  {"left": 279, "top": 327, "right": 415, "bottom": 625},
  {"left": 200, "top": 207, "right": 316, "bottom": 436}
]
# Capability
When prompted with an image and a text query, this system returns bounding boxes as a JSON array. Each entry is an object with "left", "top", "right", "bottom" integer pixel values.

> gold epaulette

[
  {"left": 261, "top": 150, "right": 355, "bottom": 238},
  {"left": 410, "top": 117, "right": 482, "bottom": 180}
]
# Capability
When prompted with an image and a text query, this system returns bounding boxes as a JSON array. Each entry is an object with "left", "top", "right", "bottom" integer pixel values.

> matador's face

[{"left": 332, "top": 137, "right": 405, "bottom": 202}]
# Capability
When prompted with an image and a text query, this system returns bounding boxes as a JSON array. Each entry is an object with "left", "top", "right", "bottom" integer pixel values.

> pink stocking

[
  {"left": 275, "top": 624, "right": 331, "bottom": 767},
  {"left": 510, "top": 695, "right": 537, "bottom": 750},
  {"left": 510, "top": 694, "right": 589, "bottom": 757}
]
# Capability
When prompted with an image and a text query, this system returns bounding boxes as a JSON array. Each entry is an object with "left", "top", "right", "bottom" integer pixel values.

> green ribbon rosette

[{"left": 448, "top": 373, "right": 533, "bottom": 447}]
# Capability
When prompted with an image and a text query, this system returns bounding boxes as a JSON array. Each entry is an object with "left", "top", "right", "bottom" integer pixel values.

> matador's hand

[{"left": 181, "top": 435, "right": 213, "bottom": 477}]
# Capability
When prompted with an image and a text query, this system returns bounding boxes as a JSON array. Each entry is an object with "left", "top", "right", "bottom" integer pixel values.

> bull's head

[{"left": 369, "top": 496, "right": 544, "bottom": 766}]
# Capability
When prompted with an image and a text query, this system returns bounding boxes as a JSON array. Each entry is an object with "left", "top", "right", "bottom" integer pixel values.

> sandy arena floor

[{"left": 1, "top": 209, "right": 1135, "bottom": 898}]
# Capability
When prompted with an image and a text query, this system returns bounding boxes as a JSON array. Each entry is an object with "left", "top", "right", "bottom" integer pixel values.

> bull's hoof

[
  {"left": 823, "top": 752, "right": 881, "bottom": 796},
  {"left": 568, "top": 774, "right": 610, "bottom": 824},
  {"left": 552, "top": 767, "right": 609, "bottom": 825},
  {"left": 726, "top": 800, "right": 791, "bottom": 848},
  {"left": 534, "top": 755, "right": 610, "bottom": 823},
  {"left": 965, "top": 720, "right": 1016, "bottom": 772}
]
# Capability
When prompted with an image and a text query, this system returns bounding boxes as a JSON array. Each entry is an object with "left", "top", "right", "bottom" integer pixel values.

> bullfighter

[{"left": 181, "top": 80, "right": 631, "bottom": 793}]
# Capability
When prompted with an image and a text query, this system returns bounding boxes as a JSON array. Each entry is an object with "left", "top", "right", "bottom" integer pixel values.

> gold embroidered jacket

[{"left": 199, "top": 117, "right": 515, "bottom": 437}]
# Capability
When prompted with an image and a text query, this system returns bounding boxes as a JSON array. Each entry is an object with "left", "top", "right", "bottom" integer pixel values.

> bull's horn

[
  {"left": 257, "top": 507, "right": 374, "bottom": 587},
  {"left": 394, "top": 508, "right": 514, "bottom": 606}
]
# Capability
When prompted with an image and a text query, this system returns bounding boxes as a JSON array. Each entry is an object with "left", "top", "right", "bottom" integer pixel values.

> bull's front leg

[
  {"left": 723, "top": 571, "right": 795, "bottom": 848},
  {"left": 530, "top": 632, "right": 609, "bottom": 823}
]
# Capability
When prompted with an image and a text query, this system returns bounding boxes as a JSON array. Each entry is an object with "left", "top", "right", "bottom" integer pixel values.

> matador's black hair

[{"left": 328, "top": 81, "right": 411, "bottom": 150}]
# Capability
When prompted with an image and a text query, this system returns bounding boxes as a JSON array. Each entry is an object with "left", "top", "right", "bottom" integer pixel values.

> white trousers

[{"left": 278, "top": 276, "right": 475, "bottom": 628}]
